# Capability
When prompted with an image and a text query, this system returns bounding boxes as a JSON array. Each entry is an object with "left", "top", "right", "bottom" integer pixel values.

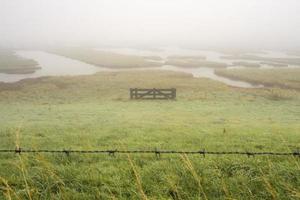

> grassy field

[
  {"left": 0, "top": 49, "right": 40, "bottom": 74},
  {"left": 0, "top": 71, "right": 300, "bottom": 199},
  {"left": 48, "top": 47, "right": 162, "bottom": 69},
  {"left": 167, "top": 56, "right": 207, "bottom": 60},
  {"left": 221, "top": 55, "right": 300, "bottom": 66},
  {"left": 215, "top": 68, "right": 300, "bottom": 91},
  {"left": 260, "top": 62, "right": 288, "bottom": 67},
  {"left": 165, "top": 58, "right": 227, "bottom": 68},
  {"left": 287, "top": 51, "right": 300, "bottom": 57},
  {"left": 232, "top": 61, "right": 261, "bottom": 68}
]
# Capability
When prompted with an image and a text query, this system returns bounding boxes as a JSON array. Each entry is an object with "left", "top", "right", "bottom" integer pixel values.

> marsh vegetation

[
  {"left": 232, "top": 61, "right": 261, "bottom": 68},
  {"left": 48, "top": 47, "right": 163, "bottom": 69},
  {"left": 221, "top": 55, "right": 300, "bottom": 66},
  {"left": 165, "top": 58, "right": 228, "bottom": 68},
  {"left": 215, "top": 68, "right": 300, "bottom": 90},
  {"left": 0, "top": 49, "right": 40, "bottom": 74}
]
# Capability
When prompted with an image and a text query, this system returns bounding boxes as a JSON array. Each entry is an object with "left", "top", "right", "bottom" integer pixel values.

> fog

[{"left": 1, "top": 0, "right": 300, "bottom": 50}]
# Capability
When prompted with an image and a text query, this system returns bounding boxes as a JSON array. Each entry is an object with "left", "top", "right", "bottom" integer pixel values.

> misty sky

[{"left": 0, "top": 0, "right": 300, "bottom": 50}]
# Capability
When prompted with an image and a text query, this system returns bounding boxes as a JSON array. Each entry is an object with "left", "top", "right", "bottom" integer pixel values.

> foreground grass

[
  {"left": 48, "top": 47, "right": 162, "bottom": 69},
  {"left": 0, "top": 49, "right": 40, "bottom": 74},
  {"left": 0, "top": 71, "right": 300, "bottom": 199},
  {"left": 215, "top": 68, "right": 300, "bottom": 91}
]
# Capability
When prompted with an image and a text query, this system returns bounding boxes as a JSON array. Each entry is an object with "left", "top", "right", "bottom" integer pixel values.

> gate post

[
  {"left": 172, "top": 88, "right": 176, "bottom": 99},
  {"left": 153, "top": 88, "right": 156, "bottom": 99},
  {"left": 130, "top": 88, "right": 133, "bottom": 99}
]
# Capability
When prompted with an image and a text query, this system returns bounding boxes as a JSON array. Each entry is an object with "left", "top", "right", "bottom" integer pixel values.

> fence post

[
  {"left": 134, "top": 88, "right": 138, "bottom": 99},
  {"left": 172, "top": 88, "right": 176, "bottom": 99},
  {"left": 130, "top": 88, "right": 133, "bottom": 99}
]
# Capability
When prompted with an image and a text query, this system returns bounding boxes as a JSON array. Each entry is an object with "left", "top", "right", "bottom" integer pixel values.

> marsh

[{"left": 1, "top": 0, "right": 300, "bottom": 199}]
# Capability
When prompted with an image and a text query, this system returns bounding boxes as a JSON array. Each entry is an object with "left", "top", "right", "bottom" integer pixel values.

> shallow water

[
  {"left": 6, "top": 48, "right": 300, "bottom": 88},
  {"left": 96, "top": 47, "right": 300, "bottom": 68},
  {"left": 0, "top": 50, "right": 263, "bottom": 88},
  {"left": 0, "top": 50, "right": 262, "bottom": 88},
  {"left": 2, "top": 47, "right": 299, "bottom": 88}
]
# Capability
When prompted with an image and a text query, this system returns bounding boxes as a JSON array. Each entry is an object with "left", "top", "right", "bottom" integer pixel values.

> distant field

[
  {"left": 0, "top": 49, "right": 40, "bottom": 74},
  {"left": 287, "top": 51, "right": 300, "bottom": 57},
  {"left": 48, "top": 47, "right": 163, "bottom": 68},
  {"left": 0, "top": 71, "right": 299, "bottom": 199},
  {"left": 143, "top": 56, "right": 163, "bottom": 61},
  {"left": 167, "top": 55, "right": 207, "bottom": 60},
  {"left": 232, "top": 61, "right": 261, "bottom": 68},
  {"left": 166, "top": 57, "right": 228, "bottom": 68},
  {"left": 260, "top": 62, "right": 288, "bottom": 67},
  {"left": 215, "top": 68, "right": 300, "bottom": 90},
  {"left": 221, "top": 55, "right": 300, "bottom": 66}
]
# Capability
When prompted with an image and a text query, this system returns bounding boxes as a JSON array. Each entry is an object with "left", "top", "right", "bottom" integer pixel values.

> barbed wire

[{"left": 0, "top": 148, "right": 299, "bottom": 158}]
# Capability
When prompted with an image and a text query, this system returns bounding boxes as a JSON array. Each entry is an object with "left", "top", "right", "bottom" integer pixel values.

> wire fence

[{"left": 0, "top": 148, "right": 299, "bottom": 158}]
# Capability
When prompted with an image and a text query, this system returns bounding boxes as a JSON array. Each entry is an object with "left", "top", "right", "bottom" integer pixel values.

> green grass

[
  {"left": 0, "top": 49, "right": 40, "bottom": 74},
  {"left": 215, "top": 68, "right": 300, "bottom": 91},
  {"left": 48, "top": 47, "right": 163, "bottom": 69},
  {"left": 0, "top": 71, "right": 300, "bottom": 199}
]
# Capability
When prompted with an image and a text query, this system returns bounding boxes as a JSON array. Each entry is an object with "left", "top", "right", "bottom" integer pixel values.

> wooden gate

[{"left": 130, "top": 88, "right": 176, "bottom": 100}]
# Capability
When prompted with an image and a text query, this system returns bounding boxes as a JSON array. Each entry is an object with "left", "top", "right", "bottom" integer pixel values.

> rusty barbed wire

[{"left": 0, "top": 148, "right": 299, "bottom": 158}]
